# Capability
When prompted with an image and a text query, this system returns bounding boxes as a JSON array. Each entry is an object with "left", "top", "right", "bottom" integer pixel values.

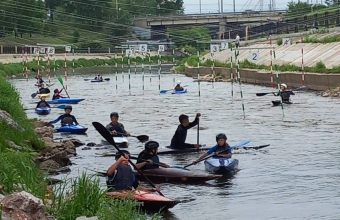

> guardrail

[{"left": 0, "top": 46, "right": 115, "bottom": 54}]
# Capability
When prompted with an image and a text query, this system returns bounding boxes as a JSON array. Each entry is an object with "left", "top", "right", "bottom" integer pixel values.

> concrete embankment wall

[{"left": 185, "top": 65, "right": 340, "bottom": 91}]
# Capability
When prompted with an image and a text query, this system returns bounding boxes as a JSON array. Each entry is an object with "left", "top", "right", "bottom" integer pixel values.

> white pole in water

[
  {"left": 173, "top": 48, "right": 176, "bottom": 86},
  {"left": 72, "top": 49, "right": 75, "bottom": 75},
  {"left": 128, "top": 52, "right": 131, "bottom": 95},
  {"left": 235, "top": 42, "right": 245, "bottom": 119},
  {"left": 115, "top": 53, "right": 118, "bottom": 93},
  {"left": 149, "top": 53, "right": 152, "bottom": 83},
  {"left": 134, "top": 61, "right": 137, "bottom": 77},
  {"left": 197, "top": 43, "right": 201, "bottom": 100},
  {"left": 121, "top": 49, "right": 124, "bottom": 82},
  {"left": 64, "top": 47, "right": 68, "bottom": 90},
  {"left": 230, "top": 45, "right": 234, "bottom": 103},
  {"left": 142, "top": 52, "right": 145, "bottom": 95},
  {"left": 25, "top": 47, "right": 28, "bottom": 82},
  {"left": 211, "top": 51, "right": 215, "bottom": 88},
  {"left": 273, "top": 50, "right": 285, "bottom": 118},
  {"left": 158, "top": 50, "right": 161, "bottom": 94}
]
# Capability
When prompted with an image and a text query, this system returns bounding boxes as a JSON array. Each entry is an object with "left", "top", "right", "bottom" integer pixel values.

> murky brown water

[{"left": 11, "top": 69, "right": 340, "bottom": 220}]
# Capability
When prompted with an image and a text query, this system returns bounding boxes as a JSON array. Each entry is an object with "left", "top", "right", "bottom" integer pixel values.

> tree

[{"left": 167, "top": 27, "right": 210, "bottom": 49}]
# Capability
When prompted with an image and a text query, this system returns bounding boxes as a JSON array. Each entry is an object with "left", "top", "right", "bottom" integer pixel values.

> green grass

[
  {"left": 0, "top": 55, "right": 183, "bottom": 77},
  {"left": 0, "top": 36, "right": 69, "bottom": 47},
  {"left": 183, "top": 55, "right": 340, "bottom": 74}
]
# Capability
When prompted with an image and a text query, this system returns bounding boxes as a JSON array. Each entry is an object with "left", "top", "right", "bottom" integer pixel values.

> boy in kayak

[
  {"left": 106, "top": 150, "right": 159, "bottom": 192},
  {"left": 135, "top": 141, "right": 170, "bottom": 170},
  {"left": 272, "top": 83, "right": 295, "bottom": 103},
  {"left": 52, "top": 88, "right": 64, "bottom": 100},
  {"left": 37, "top": 84, "right": 50, "bottom": 94},
  {"left": 36, "top": 96, "right": 51, "bottom": 108},
  {"left": 174, "top": 80, "right": 184, "bottom": 91},
  {"left": 35, "top": 75, "right": 44, "bottom": 85},
  {"left": 192, "top": 133, "right": 232, "bottom": 165},
  {"left": 45, "top": 105, "right": 79, "bottom": 126},
  {"left": 106, "top": 112, "right": 130, "bottom": 137},
  {"left": 170, "top": 113, "right": 201, "bottom": 149},
  {"left": 94, "top": 74, "right": 103, "bottom": 81}
]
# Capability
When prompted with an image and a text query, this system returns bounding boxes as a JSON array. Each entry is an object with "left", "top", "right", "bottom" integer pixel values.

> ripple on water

[{"left": 11, "top": 73, "right": 340, "bottom": 220}]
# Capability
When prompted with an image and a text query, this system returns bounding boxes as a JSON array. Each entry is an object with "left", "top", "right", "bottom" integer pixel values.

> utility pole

[
  {"left": 199, "top": 0, "right": 201, "bottom": 14},
  {"left": 221, "top": 0, "right": 224, "bottom": 16},
  {"left": 233, "top": 0, "right": 235, "bottom": 13}
]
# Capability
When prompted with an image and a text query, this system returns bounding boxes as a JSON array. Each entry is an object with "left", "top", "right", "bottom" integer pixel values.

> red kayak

[{"left": 107, "top": 190, "right": 179, "bottom": 211}]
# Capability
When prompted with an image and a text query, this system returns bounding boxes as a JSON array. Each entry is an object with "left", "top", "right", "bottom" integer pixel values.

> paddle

[
  {"left": 57, "top": 76, "right": 70, "bottom": 98},
  {"left": 92, "top": 122, "right": 164, "bottom": 196},
  {"left": 234, "top": 144, "right": 270, "bottom": 150},
  {"left": 256, "top": 85, "right": 308, "bottom": 97},
  {"left": 179, "top": 139, "right": 251, "bottom": 169},
  {"left": 160, "top": 85, "right": 188, "bottom": 94},
  {"left": 116, "top": 132, "right": 149, "bottom": 143},
  {"left": 24, "top": 104, "right": 66, "bottom": 111},
  {"left": 84, "top": 78, "right": 110, "bottom": 81}
]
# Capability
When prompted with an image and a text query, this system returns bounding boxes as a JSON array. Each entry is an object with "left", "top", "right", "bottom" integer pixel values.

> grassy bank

[
  {"left": 0, "top": 55, "right": 182, "bottom": 77},
  {"left": 180, "top": 55, "right": 340, "bottom": 74},
  {"left": 0, "top": 77, "right": 160, "bottom": 219}
]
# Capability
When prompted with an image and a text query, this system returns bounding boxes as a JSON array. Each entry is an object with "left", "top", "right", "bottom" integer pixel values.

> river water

[{"left": 11, "top": 69, "right": 340, "bottom": 220}]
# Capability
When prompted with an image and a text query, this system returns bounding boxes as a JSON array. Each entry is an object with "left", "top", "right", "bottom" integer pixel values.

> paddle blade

[
  {"left": 31, "top": 93, "right": 37, "bottom": 98},
  {"left": 136, "top": 135, "right": 149, "bottom": 143},
  {"left": 160, "top": 90, "right": 169, "bottom": 94},
  {"left": 56, "top": 105, "right": 66, "bottom": 109},
  {"left": 57, "top": 76, "right": 63, "bottom": 85},
  {"left": 256, "top": 93, "right": 270, "bottom": 96},
  {"left": 231, "top": 140, "right": 251, "bottom": 149},
  {"left": 295, "top": 86, "right": 308, "bottom": 91},
  {"left": 92, "top": 122, "right": 116, "bottom": 147},
  {"left": 171, "top": 166, "right": 190, "bottom": 171}
]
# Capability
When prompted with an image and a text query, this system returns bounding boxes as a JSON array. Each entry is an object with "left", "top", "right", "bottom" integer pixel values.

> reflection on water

[{"left": 10, "top": 72, "right": 340, "bottom": 220}]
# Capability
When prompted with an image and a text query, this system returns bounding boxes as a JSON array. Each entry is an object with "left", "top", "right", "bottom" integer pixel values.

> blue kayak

[
  {"left": 204, "top": 157, "right": 239, "bottom": 174},
  {"left": 35, "top": 107, "right": 51, "bottom": 115},
  {"left": 55, "top": 124, "right": 88, "bottom": 134},
  {"left": 45, "top": 98, "right": 85, "bottom": 104},
  {"left": 171, "top": 88, "right": 187, "bottom": 94}
]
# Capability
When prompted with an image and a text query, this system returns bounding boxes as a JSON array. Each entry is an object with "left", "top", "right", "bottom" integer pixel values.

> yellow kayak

[{"left": 37, "top": 94, "right": 50, "bottom": 98}]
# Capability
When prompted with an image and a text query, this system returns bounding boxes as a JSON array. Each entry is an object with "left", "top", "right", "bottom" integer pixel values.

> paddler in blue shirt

[
  {"left": 192, "top": 133, "right": 232, "bottom": 165},
  {"left": 272, "top": 83, "right": 295, "bottom": 103},
  {"left": 106, "top": 150, "right": 159, "bottom": 192},
  {"left": 44, "top": 105, "right": 79, "bottom": 126},
  {"left": 174, "top": 80, "right": 184, "bottom": 91},
  {"left": 106, "top": 112, "right": 130, "bottom": 137},
  {"left": 36, "top": 96, "right": 51, "bottom": 108},
  {"left": 170, "top": 113, "right": 201, "bottom": 149},
  {"left": 135, "top": 141, "right": 170, "bottom": 170}
]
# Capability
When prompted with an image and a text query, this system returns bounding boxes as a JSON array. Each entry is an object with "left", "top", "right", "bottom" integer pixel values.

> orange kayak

[{"left": 106, "top": 190, "right": 179, "bottom": 211}]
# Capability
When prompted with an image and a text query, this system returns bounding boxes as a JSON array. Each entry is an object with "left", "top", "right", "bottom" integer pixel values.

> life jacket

[
  {"left": 107, "top": 123, "right": 124, "bottom": 136},
  {"left": 175, "top": 84, "right": 183, "bottom": 91},
  {"left": 106, "top": 165, "right": 134, "bottom": 192},
  {"left": 137, "top": 151, "right": 159, "bottom": 170},
  {"left": 61, "top": 114, "right": 74, "bottom": 125},
  {"left": 38, "top": 101, "right": 47, "bottom": 108},
  {"left": 281, "top": 91, "right": 290, "bottom": 102},
  {"left": 213, "top": 144, "right": 230, "bottom": 158}
]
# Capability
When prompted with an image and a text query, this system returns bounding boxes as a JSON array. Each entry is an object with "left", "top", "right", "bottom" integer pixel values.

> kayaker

[
  {"left": 174, "top": 80, "right": 184, "bottom": 91},
  {"left": 170, "top": 113, "right": 201, "bottom": 149},
  {"left": 37, "top": 84, "right": 50, "bottom": 94},
  {"left": 35, "top": 75, "right": 44, "bottom": 85},
  {"left": 94, "top": 74, "right": 103, "bottom": 81},
  {"left": 272, "top": 83, "right": 295, "bottom": 103},
  {"left": 45, "top": 105, "right": 79, "bottom": 126},
  {"left": 52, "top": 88, "right": 64, "bottom": 100},
  {"left": 36, "top": 96, "right": 51, "bottom": 108},
  {"left": 106, "top": 150, "right": 160, "bottom": 192},
  {"left": 106, "top": 112, "right": 130, "bottom": 137},
  {"left": 193, "top": 133, "right": 232, "bottom": 165},
  {"left": 135, "top": 141, "right": 170, "bottom": 170}
]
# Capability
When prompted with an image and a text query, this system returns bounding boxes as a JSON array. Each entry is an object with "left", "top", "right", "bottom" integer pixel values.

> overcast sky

[{"left": 183, "top": 0, "right": 313, "bottom": 14}]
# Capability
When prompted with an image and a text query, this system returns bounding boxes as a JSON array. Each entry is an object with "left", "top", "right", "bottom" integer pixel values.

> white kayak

[
  {"left": 101, "top": 136, "right": 129, "bottom": 148},
  {"left": 204, "top": 157, "right": 239, "bottom": 174}
]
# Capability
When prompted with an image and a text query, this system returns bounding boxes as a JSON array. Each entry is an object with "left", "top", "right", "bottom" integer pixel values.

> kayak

[
  {"left": 45, "top": 98, "right": 85, "bottom": 104},
  {"left": 158, "top": 146, "right": 210, "bottom": 155},
  {"left": 35, "top": 107, "right": 51, "bottom": 115},
  {"left": 35, "top": 83, "right": 54, "bottom": 87},
  {"left": 37, "top": 94, "right": 50, "bottom": 98},
  {"left": 106, "top": 190, "right": 179, "bottom": 211},
  {"left": 55, "top": 124, "right": 88, "bottom": 134},
  {"left": 272, "top": 100, "right": 293, "bottom": 106},
  {"left": 133, "top": 167, "right": 222, "bottom": 184},
  {"left": 204, "top": 157, "right": 239, "bottom": 174},
  {"left": 101, "top": 136, "right": 129, "bottom": 148},
  {"left": 171, "top": 88, "right": 187, "bottom": 94},
  {"left": 85, "top": 78, "right": 110, "bottom": 81}
]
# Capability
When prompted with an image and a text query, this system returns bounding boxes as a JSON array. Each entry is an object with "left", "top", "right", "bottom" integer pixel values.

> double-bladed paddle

[
  {"left": 116, "top": 132, "right": 149, "bottom": 143},
  {"left": 24, "top": 104, "right": 66, "bottom": 111},
  {"left": 92, "top": 121, "right": 164, "bottom": 196},
  {"left": 160, "top": 85, "right": 188, "bottom": 94},
  {"left": 57, "top": 76, "right": 70, "bottom": 98},
  {"left": 256, "top": 85, "right": 308, "bottom": 96},
  {"left": 234, "top": 144, "right": 270, "bottom": 150},
  {"left": 179, "top": 139, "right": 251, "bottom": 169}
]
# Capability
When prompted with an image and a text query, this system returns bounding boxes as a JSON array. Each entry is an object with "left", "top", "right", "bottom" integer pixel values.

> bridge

[{"left": 133, "top": 11, "right": 286, "bottom": 40}]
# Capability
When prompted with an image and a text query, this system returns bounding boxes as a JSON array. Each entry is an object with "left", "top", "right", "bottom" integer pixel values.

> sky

[{"left": 182, "top": 0, "right": 311, "bottom": 14}]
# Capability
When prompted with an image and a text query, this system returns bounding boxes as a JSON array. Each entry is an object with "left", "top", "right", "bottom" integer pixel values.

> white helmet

[
  {"left": 281, "top": 83, "right": 287, "bottom": 89},
  {"left": 177, "top": 80, "right": 181, "bottom": 84}
]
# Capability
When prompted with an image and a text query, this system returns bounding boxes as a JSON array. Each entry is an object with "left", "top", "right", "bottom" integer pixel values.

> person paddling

[
  {"left": 174, "top": 80, "right": 184, "bottom": 91},
  {"left": 135, "top": 141, "right": 170, "bottom": 170},
  {"left": 170, "top": 113, "right": 201, "bottom": 149},
  {"left": 193, "top": 133, "right": 232, "bottom": 165},
  {"left": 36, "top": 96, "right": 51, "bottom": 109},
  {"left": 94, "top": 73, "right": 103, "bottom": 81},
  {"left": 35, "top": 75, "right": 44, "bottom": 85},
  {"left": 106, "top": 112, "right": 130, "bottom": 137},
  {"left": 37, "top": 84, "right": 50, "bottom": 94},
  {"left": 52, "top": 89, "right": 64, "bottom": 100},
  {"left": 273, "top": 83, "right": 295, "bottom": 103},
  {"left": 45, "top": 105, "right": 79, "bottom": 126},
  {"left": 106, "top": 150, "right": 160, "bottom": 192}
]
